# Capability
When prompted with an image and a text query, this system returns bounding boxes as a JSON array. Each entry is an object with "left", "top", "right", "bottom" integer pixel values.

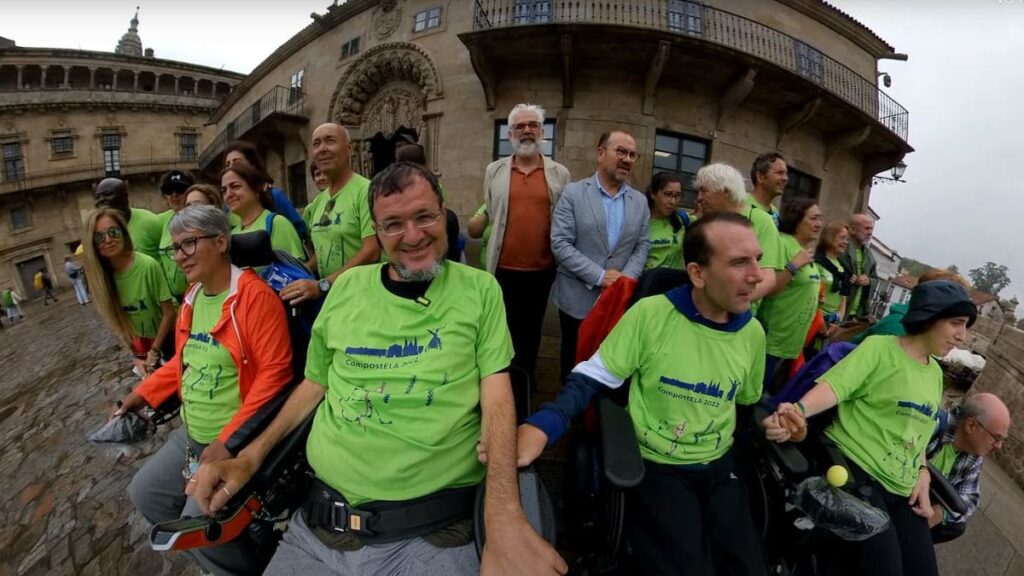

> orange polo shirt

[{"left": 497, "top": 162, "right": 554, "bottom": 271}]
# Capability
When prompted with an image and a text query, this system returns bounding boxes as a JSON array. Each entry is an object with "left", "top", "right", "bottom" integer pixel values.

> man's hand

[
  {"left": 909, "top": 467, "right": 932, "bottom": 518},
  {"left": 855, "top": 274, "right": 870, "bottom": 286},
  {"left": 113, "top": 391, "right": 148, "bottom": 417},
  {"left": 186, "top": 455, "right": 258, "bottom": 514},
  {"left": 282, "top": 279, "right": 322, "bottom": 305},
  {"left": 602, "top": 269, "right": 624, "bottom": 288},
  {"left": 481, "top": 516, "right": 568, "bottom": 576},
  {"left": 762, "top": 403, "right": 806, "bottom": 443},
  {"left": 928, "top": 504, "right": 944, "bottom": 528},
  {"left": 516, "top": 424, "right": 548, "bottom": 467},
  {"left": 132, "top": 358, "right": 153, "bottom": 378},
  {"left": 199, "top": 439, "right": 232, "bottom": 465}
]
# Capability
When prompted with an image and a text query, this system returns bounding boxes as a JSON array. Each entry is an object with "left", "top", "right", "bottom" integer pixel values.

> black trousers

[
  {"left": 930, "top": 520, "right": 966, "bottom": 544},
  {"left": 494, "top": 267, "right": 555, "bottom": 379},
  {"left": 817, "top": 459, "right": 939, "bottom": 576},
  {"left": 626, "top": 451, "right": 768, "bottom": 576},
  {"left": 558, "top": 310, "right": 583, "bottom": 384}
]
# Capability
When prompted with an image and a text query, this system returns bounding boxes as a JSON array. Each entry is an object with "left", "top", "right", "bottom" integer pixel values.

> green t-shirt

[
  {"left": 598, "top": 293, "right": 765, "bottom": 466},
  {"left": 474, "top": 203, "right": 493, "bottom": 270},
  {"left": 849, "top": 246, "right": 866, "bottom": 314},
  {"left": 304, "top": 262, "right": 514, "bottom": 505},
  {"left": 113, "top": 252, "right": 173, "bottom": 339},
  {"left": 1, "top": 289, "right": 13, "bottom": 307},
  {"left": 818, "top": 257, "right": 845, "bottom": 316},
  {"left": 822, "top": 335, "right": 942, "bottom": 497},
  {"left": 127, "top": 207, "right": 164, "bottom": 261},
  {"left": 644, "top": 217, "right": 684, "bottom": 270},
  {"left": 759, "top": 234, "right": 820, "bottom": 359},
  {"left": 745, "top": 197, "right": 782, "bottom": 271},
  {"left": 232, "top": 209, "right": 306, "bottom": 261},
  {"left": 930, "top": 443, "right": 957, "bottom": 478},
  {"left": 303, "top": 175, "right": 373, "bottom": 279},
  {"left": 157, "top": 212, "right": 189, "bottom": 300},
  {"left": 181, "top": 289, "right": 240, "bottom": 444}
]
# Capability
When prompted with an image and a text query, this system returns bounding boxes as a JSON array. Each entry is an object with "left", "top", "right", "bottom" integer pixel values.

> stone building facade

[
  {"left": 0, "top": 15, "right": 243, "bottom": 298},
  {"left": 198, "top": 0, "right": 912, "bottom": 229}
]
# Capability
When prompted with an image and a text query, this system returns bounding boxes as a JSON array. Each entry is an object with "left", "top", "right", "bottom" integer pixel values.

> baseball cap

[{"left": 160, "top": 170, "right": 193, "bottom": 194}]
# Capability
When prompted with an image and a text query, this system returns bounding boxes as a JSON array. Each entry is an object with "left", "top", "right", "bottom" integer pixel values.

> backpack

[{"left": 769, "top": 341, "right": 857, "bottom": 408}]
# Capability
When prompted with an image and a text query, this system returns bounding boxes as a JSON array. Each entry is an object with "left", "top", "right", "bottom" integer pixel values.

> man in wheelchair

[
  {"left": 519, "top": 211, "right": 770, "bottom": 575},
  {"left": 763, "top": 279, "right": 978, "bottom": 576},
  {"left": 190, "top": 162, "right": 566, "bottom": 575}
]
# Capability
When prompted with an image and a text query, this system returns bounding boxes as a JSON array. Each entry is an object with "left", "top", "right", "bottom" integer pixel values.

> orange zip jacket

[{"left": 135, "top": 266, "right": 293, "bottom": 448}]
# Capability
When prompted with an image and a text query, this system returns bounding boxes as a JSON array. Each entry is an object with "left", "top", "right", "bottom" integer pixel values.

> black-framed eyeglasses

[
  {"left": 377, "top": 211, "right": 443, "bottom": 237},
  {"left": 163, "top": 235, "right": 220, "bottom": 259},
  {"left": 93, "top": 226, "right": 123, "bottom": 245},
  {"left": 603, "top": 146, "right": 639, "bottom": 162},
  {"left": 511, "top": 121, "right": 541, "bottom": 133},
  {"left": 971, "top": 417, "right": 1007, "bottom": 444},
  {"left": 316, "top": 196, "right": 338, "bottom": 228}
]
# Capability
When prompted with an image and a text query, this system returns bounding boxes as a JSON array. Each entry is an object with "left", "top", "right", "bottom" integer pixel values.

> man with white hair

[
  {"left": 927, "top": 392, "right": 1012, "bottom": 543},
  {"left": 480, "top": 103, "right": 571, "bottom": 379},
  {"left": 695, "top": 162, "right": 779, "bottom": 303},
  {"left": 844, "top": 212, "right": 877, "bottom": 318}
]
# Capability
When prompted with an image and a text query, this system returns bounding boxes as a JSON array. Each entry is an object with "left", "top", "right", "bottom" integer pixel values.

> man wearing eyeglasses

[
  {"left": 551, "top": 131, "right": 650, "bottom": 382},
  {"left": 926, "top": 392, "right": 1011, "bottom": 543},
  {"left": 191, "top": 162, "right": 568, "bottom": 575},
  {"left": 94, "top": 177, "right": 164, "bottom": 261},
  {"left": 284, "top": 123, "right": 380, "bottom": 305},
  {"left": 480, "top": 103, "right": 571, "bottom": 381}
]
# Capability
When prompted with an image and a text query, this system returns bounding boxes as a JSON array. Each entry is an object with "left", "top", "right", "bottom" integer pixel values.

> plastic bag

[
  {"left": 792, "top": 477, "right": 890, "bottom": 541},
  {"left": 88, "top": 412, "right": 151, "bottom": 443}
]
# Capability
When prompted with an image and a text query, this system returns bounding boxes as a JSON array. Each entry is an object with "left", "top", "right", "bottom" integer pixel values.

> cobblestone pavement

[{"left": 0, "top": 294, "right": 197, "bottom": 576}]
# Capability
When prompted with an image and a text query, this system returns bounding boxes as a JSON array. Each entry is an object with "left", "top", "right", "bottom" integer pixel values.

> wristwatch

[{"left": 318, "top": 278, "right": 331, "bottom": 294}]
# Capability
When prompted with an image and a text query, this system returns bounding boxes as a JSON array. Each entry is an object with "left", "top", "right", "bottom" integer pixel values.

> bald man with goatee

[{"left": 284, "top": 123, "right": 380, "bottom": 304}]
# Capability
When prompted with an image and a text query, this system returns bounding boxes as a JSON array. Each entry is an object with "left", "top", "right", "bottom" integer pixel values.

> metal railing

[
  {"left": 471, "top": 0, "right": 909, "bottom": 142},
  {"left": 0, "top": 157, "right": 199, "bottom": 195},
  {"left": 198, "top": 85, "right": 308, "bottom": 168}
]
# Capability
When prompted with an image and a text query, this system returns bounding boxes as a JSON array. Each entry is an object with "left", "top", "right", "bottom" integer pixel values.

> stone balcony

[{"left": 0, "top": 89, "right": 223, "bottom": 114}]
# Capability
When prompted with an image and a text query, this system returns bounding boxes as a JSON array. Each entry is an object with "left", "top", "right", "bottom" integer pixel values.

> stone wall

[
  {"left": 966, "top": 315, "right": 1004, "bottom": 357},
  {"left": 971, "top": 323, "right": 1024, "bottom": 489}
]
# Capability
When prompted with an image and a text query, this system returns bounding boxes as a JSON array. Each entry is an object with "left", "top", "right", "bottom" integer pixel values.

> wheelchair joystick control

[{"left": 204, "top": 523, "right": 223, "bottom": 543}]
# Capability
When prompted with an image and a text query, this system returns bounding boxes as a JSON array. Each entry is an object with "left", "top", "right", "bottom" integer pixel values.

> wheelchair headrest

[{"left": 229, "top": 231, "right": 276, "bottom": 269}]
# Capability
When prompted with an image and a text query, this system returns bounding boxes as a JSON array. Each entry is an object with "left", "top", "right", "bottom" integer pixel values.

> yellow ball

[{"left": 826, "top": 465, "right": 849, "bottom": 487}]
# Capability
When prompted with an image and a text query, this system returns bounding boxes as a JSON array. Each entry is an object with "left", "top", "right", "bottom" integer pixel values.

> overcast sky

[{"left": 4, "top": 0, "right": 1023, "bottom": 303}]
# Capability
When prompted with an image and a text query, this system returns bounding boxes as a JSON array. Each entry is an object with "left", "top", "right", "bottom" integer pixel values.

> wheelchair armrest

[
  {"left": 597, "top": 396, "right": 645, "bottom": 488},
  {"left": 751, "top": 406, "right": 809, "bottom": 476},
  {"left": 250, "top": 411, "right": 316, "bottom": 491},
  {"left": 928, "top": 462, "right": 968, "bottom": 517}
]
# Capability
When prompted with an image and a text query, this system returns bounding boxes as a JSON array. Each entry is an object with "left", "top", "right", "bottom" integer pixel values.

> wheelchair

[{"left": 564, "top": 268, "right": 967, "bottom": 575}]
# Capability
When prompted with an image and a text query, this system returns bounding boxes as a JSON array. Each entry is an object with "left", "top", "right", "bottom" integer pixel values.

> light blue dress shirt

[{"left": 594, "top": 173, "right": 626, "bottom": 252}]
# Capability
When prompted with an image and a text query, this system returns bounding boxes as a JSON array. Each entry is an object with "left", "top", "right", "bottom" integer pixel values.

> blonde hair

[
  {"left": 919, "top": 268, "right": 971, "bottom": 288},
  {"left": 82, "top": 208, "right": 136, "bottom": 346},
  {"left": 185, "top": 183, "right": 225, "bottom": 209},
  {"left": 818, "top": 222, "right": 849, "bottom": 253}
]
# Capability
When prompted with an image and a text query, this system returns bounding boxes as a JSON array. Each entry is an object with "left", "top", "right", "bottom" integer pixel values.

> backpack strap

[{"left": 265, "top": 212, "right": 275, "bottom": 238}]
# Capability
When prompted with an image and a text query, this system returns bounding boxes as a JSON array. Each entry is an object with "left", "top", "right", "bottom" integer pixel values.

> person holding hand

[{"left": 763, "top": 279, "right": 977, "bottom": 576}]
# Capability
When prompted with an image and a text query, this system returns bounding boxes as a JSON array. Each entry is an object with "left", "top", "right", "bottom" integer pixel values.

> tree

[{"left": 968, "top": 262, "right": 1011, "bottom": 296}]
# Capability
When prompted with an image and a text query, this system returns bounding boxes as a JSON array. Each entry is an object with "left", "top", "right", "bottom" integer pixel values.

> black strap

[{"left": 303, "top": 478, "right": 476, "bottom": 543}]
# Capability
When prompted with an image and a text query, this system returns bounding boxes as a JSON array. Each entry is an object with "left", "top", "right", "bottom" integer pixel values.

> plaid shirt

[{"left": 927, "top": 407, "right": 982, "bottom": 524}]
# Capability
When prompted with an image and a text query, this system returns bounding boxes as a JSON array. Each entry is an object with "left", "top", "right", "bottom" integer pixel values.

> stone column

[
  {"left": 16, "top": 66, "right": 22, "bottom": 90},
  {"left": 89, "top": 68, "right": 96, "bottom": 89},
  {"left": 154, "top": 75, "right": 160, "bottom": 92},
  {"left": 40, "top": 68, "right": 47, "bottom": 88},
  {"left": 62, "top": 66, "right": 70, "bottom": 88},
  {"left": 173, "top": 77, "right": 179, "bottom": 94},
  {"left": 192, "top": 78, "right": 198, "bottom": 95},
  {"left": 112, "top": 69, "right": 119, "bottom": 91},
  {"left": 132, "top": 71, "right": 138, "bottom": 92}
]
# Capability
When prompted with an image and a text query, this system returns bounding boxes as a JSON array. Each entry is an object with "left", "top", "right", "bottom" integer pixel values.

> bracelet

[
  {"left": 785, "top": 262, "right": 799, "bottom": 275},
  {"left": 795, "top": 401, "right": 807, "bottom": 415}
]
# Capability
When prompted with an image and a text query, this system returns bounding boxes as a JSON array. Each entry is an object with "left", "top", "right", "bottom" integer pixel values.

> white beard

[{"left": 392, "top": 258, "right": 444, "bottom": 282}]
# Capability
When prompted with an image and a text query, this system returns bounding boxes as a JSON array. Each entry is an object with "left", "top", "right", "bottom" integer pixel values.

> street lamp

[
  {"left": 873, "top": 161, "right": 907, "bottom": 185},
  {"left": 877, "top": 71, "right": 892, "bottom": 88}
]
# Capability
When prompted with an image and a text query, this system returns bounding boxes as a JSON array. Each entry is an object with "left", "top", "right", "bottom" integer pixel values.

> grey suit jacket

[{"left": 551, "top": 175, "right": 650, "bottom": 319}]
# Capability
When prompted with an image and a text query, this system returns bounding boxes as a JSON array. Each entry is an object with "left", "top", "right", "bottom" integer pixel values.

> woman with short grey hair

[{"left": 114, "top": 204, "right": 294, "bottom": 575}]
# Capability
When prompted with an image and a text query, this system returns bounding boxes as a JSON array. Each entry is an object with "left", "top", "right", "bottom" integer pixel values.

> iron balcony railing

[
  {"left": 198, "top": 85, "right": 307, "bottom": 168},
  {"left": 0, "top": 157, "right": 199, "bottom": 195},
  {"left": 472, "top": 0, "right": 909, "bottom": 142}
]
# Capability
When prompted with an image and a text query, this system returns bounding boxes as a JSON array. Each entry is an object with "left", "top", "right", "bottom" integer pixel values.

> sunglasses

[{"left": 93, "top": 226, "right": 124, "bottom": 245}]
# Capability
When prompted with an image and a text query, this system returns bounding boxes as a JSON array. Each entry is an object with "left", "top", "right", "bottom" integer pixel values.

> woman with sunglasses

[
  {"left": 643, "top": 171, "right": 687, "bottom": 270},
  {"left": 222, "top": 162, "right": 306, "bottom": 261},
  {"left": 157, "top": 170, "right": 194, "bottom": 300},
  {"left": 82, "top": 208, "right": 176, "bottom": 377},
  {"left": 115, "top": 205, "right": 293, "bottom": 576},
  {"left": 763, "top": 280, "right": 977, "bottom": 576}
]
